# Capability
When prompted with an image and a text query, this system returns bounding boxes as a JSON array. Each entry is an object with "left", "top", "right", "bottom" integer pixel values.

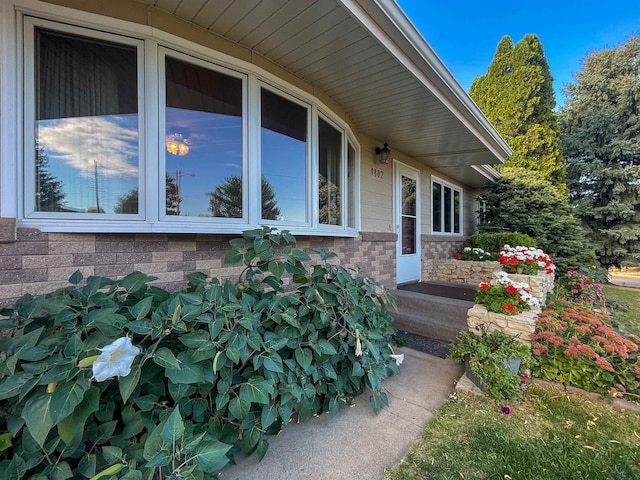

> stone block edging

[
  {"left": 467, "top": 304, "right": 539, "bottom": 346},
  {"left": 533, "top": 379, "right": 640, "bottom": 413}
]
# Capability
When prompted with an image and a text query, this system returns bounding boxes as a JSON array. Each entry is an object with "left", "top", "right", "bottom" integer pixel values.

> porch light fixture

[
  {"left": 166, "top": 133, "right": 191, "bottom": 156},
  {"left": 375, "top": 142, "right": 390, "bottom": 164}
]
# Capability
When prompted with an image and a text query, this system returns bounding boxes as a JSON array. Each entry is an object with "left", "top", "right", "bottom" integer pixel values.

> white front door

[{"left": 394, "top": 162, "right": 421, "bottom": 284}]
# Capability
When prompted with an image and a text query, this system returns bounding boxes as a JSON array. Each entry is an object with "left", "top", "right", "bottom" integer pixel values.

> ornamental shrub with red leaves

[{"left": 531, "top": 301, "right": 640, "bottom": 399}]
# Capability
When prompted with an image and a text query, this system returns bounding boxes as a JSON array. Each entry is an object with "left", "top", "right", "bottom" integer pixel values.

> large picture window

[
  {"left": 34, "top": 28, "right": 140, "bottom": 215},
  {"left": 432, "top": 178, "right": 462, "bottom": 235},
  {"left": 21, "top": 17, "right": 359, "bottom": 235}
]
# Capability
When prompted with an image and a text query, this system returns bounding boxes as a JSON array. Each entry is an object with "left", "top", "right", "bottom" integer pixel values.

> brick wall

[
  {"left": 0, "top": 228, "right": 397, "bottom": 306},
  {"left": 421, "top": 235, "right": 464, "bottom": 282}
]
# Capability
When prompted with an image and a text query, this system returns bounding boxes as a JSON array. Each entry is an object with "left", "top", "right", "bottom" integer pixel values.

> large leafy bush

[{"left": 0, "top": 228, "right": 398, "bottom": 479}]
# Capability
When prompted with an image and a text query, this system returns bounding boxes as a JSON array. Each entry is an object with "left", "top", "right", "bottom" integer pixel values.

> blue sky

[{"left": 396, "top": 1, "right": 640, "bottom": 107}]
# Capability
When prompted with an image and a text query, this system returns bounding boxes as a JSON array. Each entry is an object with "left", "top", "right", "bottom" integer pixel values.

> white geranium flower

[
  {"left": 92, "top": 337, "right": 140, "bottom": 382},
  {"left": 390, "top": 354, "right": 404, "bottom": 366}
]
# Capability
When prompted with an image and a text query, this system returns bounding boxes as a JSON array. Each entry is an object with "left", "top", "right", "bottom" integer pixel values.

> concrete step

[{"left": 390, "top": 289, "right": 474, "bottom": 342}]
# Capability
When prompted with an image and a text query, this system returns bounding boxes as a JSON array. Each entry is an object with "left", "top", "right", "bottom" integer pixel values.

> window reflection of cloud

[{"left": 37, "top": 116, "right": 138, "bottom": 178}]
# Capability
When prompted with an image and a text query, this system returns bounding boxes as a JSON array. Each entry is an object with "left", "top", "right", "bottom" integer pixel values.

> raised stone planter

[
  {"left": 426, "top": 259, "right": 500, "bottom": 286},
  {"left": 502, "top": 271, "right": 554, "bottom": 304},
  {"left": 466, "top": 304, "right": 539, "bottom": 346}
]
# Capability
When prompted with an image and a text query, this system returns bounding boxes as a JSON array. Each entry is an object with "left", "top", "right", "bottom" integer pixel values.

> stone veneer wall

[
  {"left": 427, "top": 259, "right": 500, "bottom": 286},
  {"left": 0, "top": 227, "right": 397, "bottom": 306},
  {"left": 421, "top": 235, "right": 464, "bottom": 282}
]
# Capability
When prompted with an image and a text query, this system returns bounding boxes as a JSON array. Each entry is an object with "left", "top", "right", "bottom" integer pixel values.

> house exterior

[{"left": 0, "top": 0, "right": 511, "bottom": 306}]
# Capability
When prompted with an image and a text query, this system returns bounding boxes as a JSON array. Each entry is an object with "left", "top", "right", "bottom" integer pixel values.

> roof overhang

[{"left": 134, "top": 0, "right": 511, "bottom": 187}]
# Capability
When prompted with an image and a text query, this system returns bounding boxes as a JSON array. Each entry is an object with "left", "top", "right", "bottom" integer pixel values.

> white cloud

[{"left": 38, "top": 116, "right": 139, "bottom": 178}]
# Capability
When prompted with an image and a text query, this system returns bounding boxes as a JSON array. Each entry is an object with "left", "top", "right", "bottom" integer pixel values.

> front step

[{"left": 390, "top": 288, "right": 474, "bottom": 342}]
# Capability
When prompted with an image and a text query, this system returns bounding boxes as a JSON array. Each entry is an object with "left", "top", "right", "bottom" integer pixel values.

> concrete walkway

[{"left": 219, "top": 348, "right": 463, "bottom": 480}]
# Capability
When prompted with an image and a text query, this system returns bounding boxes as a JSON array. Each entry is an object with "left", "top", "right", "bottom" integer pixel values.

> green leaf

[
  {"left": 57, "top": 387, "right": 99, "bottom": 444},
  {"left": 50, "top": 461, "right": 73, "bottom": 480},
  {"left": 225, "top": 346, "right": 241, "bottom": 364},
  {"left": 5, "top": 454, "right": 26, "bottom": 480},
  {"left": 130, "top": 296, "right": 153, "bottom": 320},
  {"left": 178, "top": 330, "right": 211, "bottom": 348},
  {"left": 240, "top": 381, "right": 270, "bottom": 405},
  {"left": 0, "top": 372, "right": 35, "bottom": 401},
  {"left": 268, "top": 261, "right": 285, "bottom": 279},
  {"left": 228, "top": 396, "right": 250, "bottom": 421},
  {"left": 154, "top": 348, "right": 182, "bottom": 370},
  {"left": 120, "top": 271, "right": 153, "bottom": 294},
  {"left": 165, "top": 363, "right": 205, "bottom": 384},
  {"left": 22, "top": 393, "right": 53, "bottom": 447},
  {"left": 370, "top": 394, "right": 382, "bottom": 415},
  {"left": 261, "top": 404, "right": 278, "bottom": 429},
  {"left": 101, "top": 446, "right": 123, "bottom": 464},
  {"left": 317, "top": 339, "right": 337, "bottom": 355},
  {"left": 262, "top": 353, "right": 283, "bottom": 373},
  {"left": 161, "top": 407, "right": 184, "bottom": 444},
  {"left": 352, "top": 362, "right": 364, "bottom": 377},
  {"left": 0, "top": 432, "right": 11, "bottom": 452},
  {"left": 192, "top": 440, "right": 232, "bottom": 473},
  {"left": 295, "top": 347, "right": 313, "bottom": 370},
  {"left": 63, "top": 334, "right": 83, "bottom": 357},
  {"left": 224, "top": 250, "right": 243, "bottom": 265},
  {"left": 68, "top": 270, "right": 83, "bottom": 285},
  {"left": 125, "top": 319, "right": 153, "bottom": 335},
  {"left": 9, "top": 326, "right": 44, "bottom": 357},
  {"left": 50, "top": 378, "right": 91, "bottom": 424},
  {"left": 119, "top": 364, "right": 141, "bottom": 404}
]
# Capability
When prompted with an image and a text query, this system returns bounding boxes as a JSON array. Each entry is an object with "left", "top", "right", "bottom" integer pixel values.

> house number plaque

[{"left": 370, "top": 168, "right": 384, "bottom": 178}]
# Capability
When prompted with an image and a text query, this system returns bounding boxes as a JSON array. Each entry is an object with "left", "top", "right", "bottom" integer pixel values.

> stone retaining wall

[
  {"left": 506, "top": 271, "right": 555, "bottom": 304},
  {"left": 426, "top": 259, "right": 500, "bottom": 286},
  {"left": 466, "top": 304, "right": 538, "bottom": 346}
]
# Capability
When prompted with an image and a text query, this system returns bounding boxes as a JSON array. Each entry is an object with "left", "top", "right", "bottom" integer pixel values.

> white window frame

[
  {"left": 431, "top": 176, "right": 463, "bottom": 235},
  {"left": 0, "top": 2, "right": 361, "bottom": 237}
]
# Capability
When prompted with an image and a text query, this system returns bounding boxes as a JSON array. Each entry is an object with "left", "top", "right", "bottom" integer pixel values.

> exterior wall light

[{"left": 375, "top": 142, "right": 391, "bottom": 164}]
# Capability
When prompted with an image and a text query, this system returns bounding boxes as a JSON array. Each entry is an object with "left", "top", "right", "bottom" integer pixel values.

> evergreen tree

[
  {"left": 114, "top": 174, "right": 180, "bottom": 215},
  {"left": 559, "top": 36, "right": 640, "bottom": 268},
  {"left": 35, "top": 143, "right": 65, "bottom": 212},
  {"left": 470, "top": 35, "right": 565, "bottom": 188},
  {"left": 208, "top": 175, "right": 280, "bottom": 220},
  {"left": 478, "top": 167, "right": 596, "bottom": 273}
]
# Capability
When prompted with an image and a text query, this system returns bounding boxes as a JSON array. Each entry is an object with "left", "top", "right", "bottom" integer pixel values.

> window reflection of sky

[
  {"left": 36, "top": 115, "right": 138, "bottom": 213},
  {"left": 261, "top": 129, "right": 306, "bottom": 223},
  {"left": 165, "top": 107, "right": 242, "bottom": 217}
]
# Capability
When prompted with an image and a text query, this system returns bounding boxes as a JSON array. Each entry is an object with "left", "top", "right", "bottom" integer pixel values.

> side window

[
  {"left": 163, "top": 54, "right": 243, "bottom": 219},
  {"left": 318, "top": 118, "right": 342, "bottom": 226},
  {"left": 32, "top": 27, "right": 140, "bottom": 215},
  {"left": 432, "top": 178, "right": 462, "bottom": 234},
  {"left": 260, "top": 88, "right": 308, "bottom": 223}
]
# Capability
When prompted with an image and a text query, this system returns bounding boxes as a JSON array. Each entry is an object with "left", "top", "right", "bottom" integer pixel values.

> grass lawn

[
  {"left": 604, "top": 284, "right": 640, "bottom": 336},
  {"left": 385, "top": 382, "right": 640, "bottom": 480}
]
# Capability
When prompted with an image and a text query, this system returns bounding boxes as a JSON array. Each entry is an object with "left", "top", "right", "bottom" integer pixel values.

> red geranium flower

[
  {"left": 502, "top": 303, "right": 515, "bottom": 313},
  {"left": 506, "top": 285, "right": 518, "bottom": 295},
  {"left": 479, "top": 283, "right": 491, "bottom": 291}
]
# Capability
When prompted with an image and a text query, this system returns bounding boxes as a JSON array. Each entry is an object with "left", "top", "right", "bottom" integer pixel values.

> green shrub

[
  {"left": 463, "top": 232, "right": 536, "bottom": 255},
  {"left": 531, "top": 301, "right": 640, "bottom": 399},
  {"left": 477, "top": 167, "right": 597, "bottom": 274},
  {"left": 0, "top": 228, "right": 398, "bottom": 479}
]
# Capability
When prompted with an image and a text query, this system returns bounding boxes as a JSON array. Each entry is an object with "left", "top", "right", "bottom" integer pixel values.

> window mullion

[
  {"left": 247, "top": 74, "right": 260, "bottom": 226},
  {"left": 310, "top": 106, "right": 318, "bottom": 228},
  {"left": 145, "top": 39, "right": 158, "bottom": 224}
]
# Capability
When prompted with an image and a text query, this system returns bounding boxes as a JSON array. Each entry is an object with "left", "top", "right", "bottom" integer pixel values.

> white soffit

[{"left": 135, "top": 0, "right": 511, "bottom": 187}]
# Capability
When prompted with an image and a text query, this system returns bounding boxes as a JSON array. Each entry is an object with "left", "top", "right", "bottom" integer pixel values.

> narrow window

[
  {"left": 347, "top": 142, "right": 356, "bottom": 229},
  {"left": 260, "top": 88, "right": 307, "bottom": 222},
  {"left": 453, "top": 189, "right": 461, "bottom": 234},
  {"left": 432, "top": 181, "right": 442, "bottom": 232},
  {"left": 164, "top": 55, "right": 243, "bottom": 218},
  {"left": 318, "top": 118, "right": 342, "bottom": 226},
  {"left": 34, "top": 28, "right": 139, "bottom": 214},
  {"left": 444, "top": 185, "right": 452, "bottom": 233}
]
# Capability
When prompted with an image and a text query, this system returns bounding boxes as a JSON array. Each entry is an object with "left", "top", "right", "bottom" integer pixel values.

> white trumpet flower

[{"left": 92, "top": 337, "right": 140, "bottom": 382}]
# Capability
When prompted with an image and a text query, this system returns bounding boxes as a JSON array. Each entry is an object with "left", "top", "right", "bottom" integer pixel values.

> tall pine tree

[
  {"left": 470, "top": 35, "right": 565, "bottom": 188},
  {"left": 559, "top": 36, "right": 640, "bottom": 268}
]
